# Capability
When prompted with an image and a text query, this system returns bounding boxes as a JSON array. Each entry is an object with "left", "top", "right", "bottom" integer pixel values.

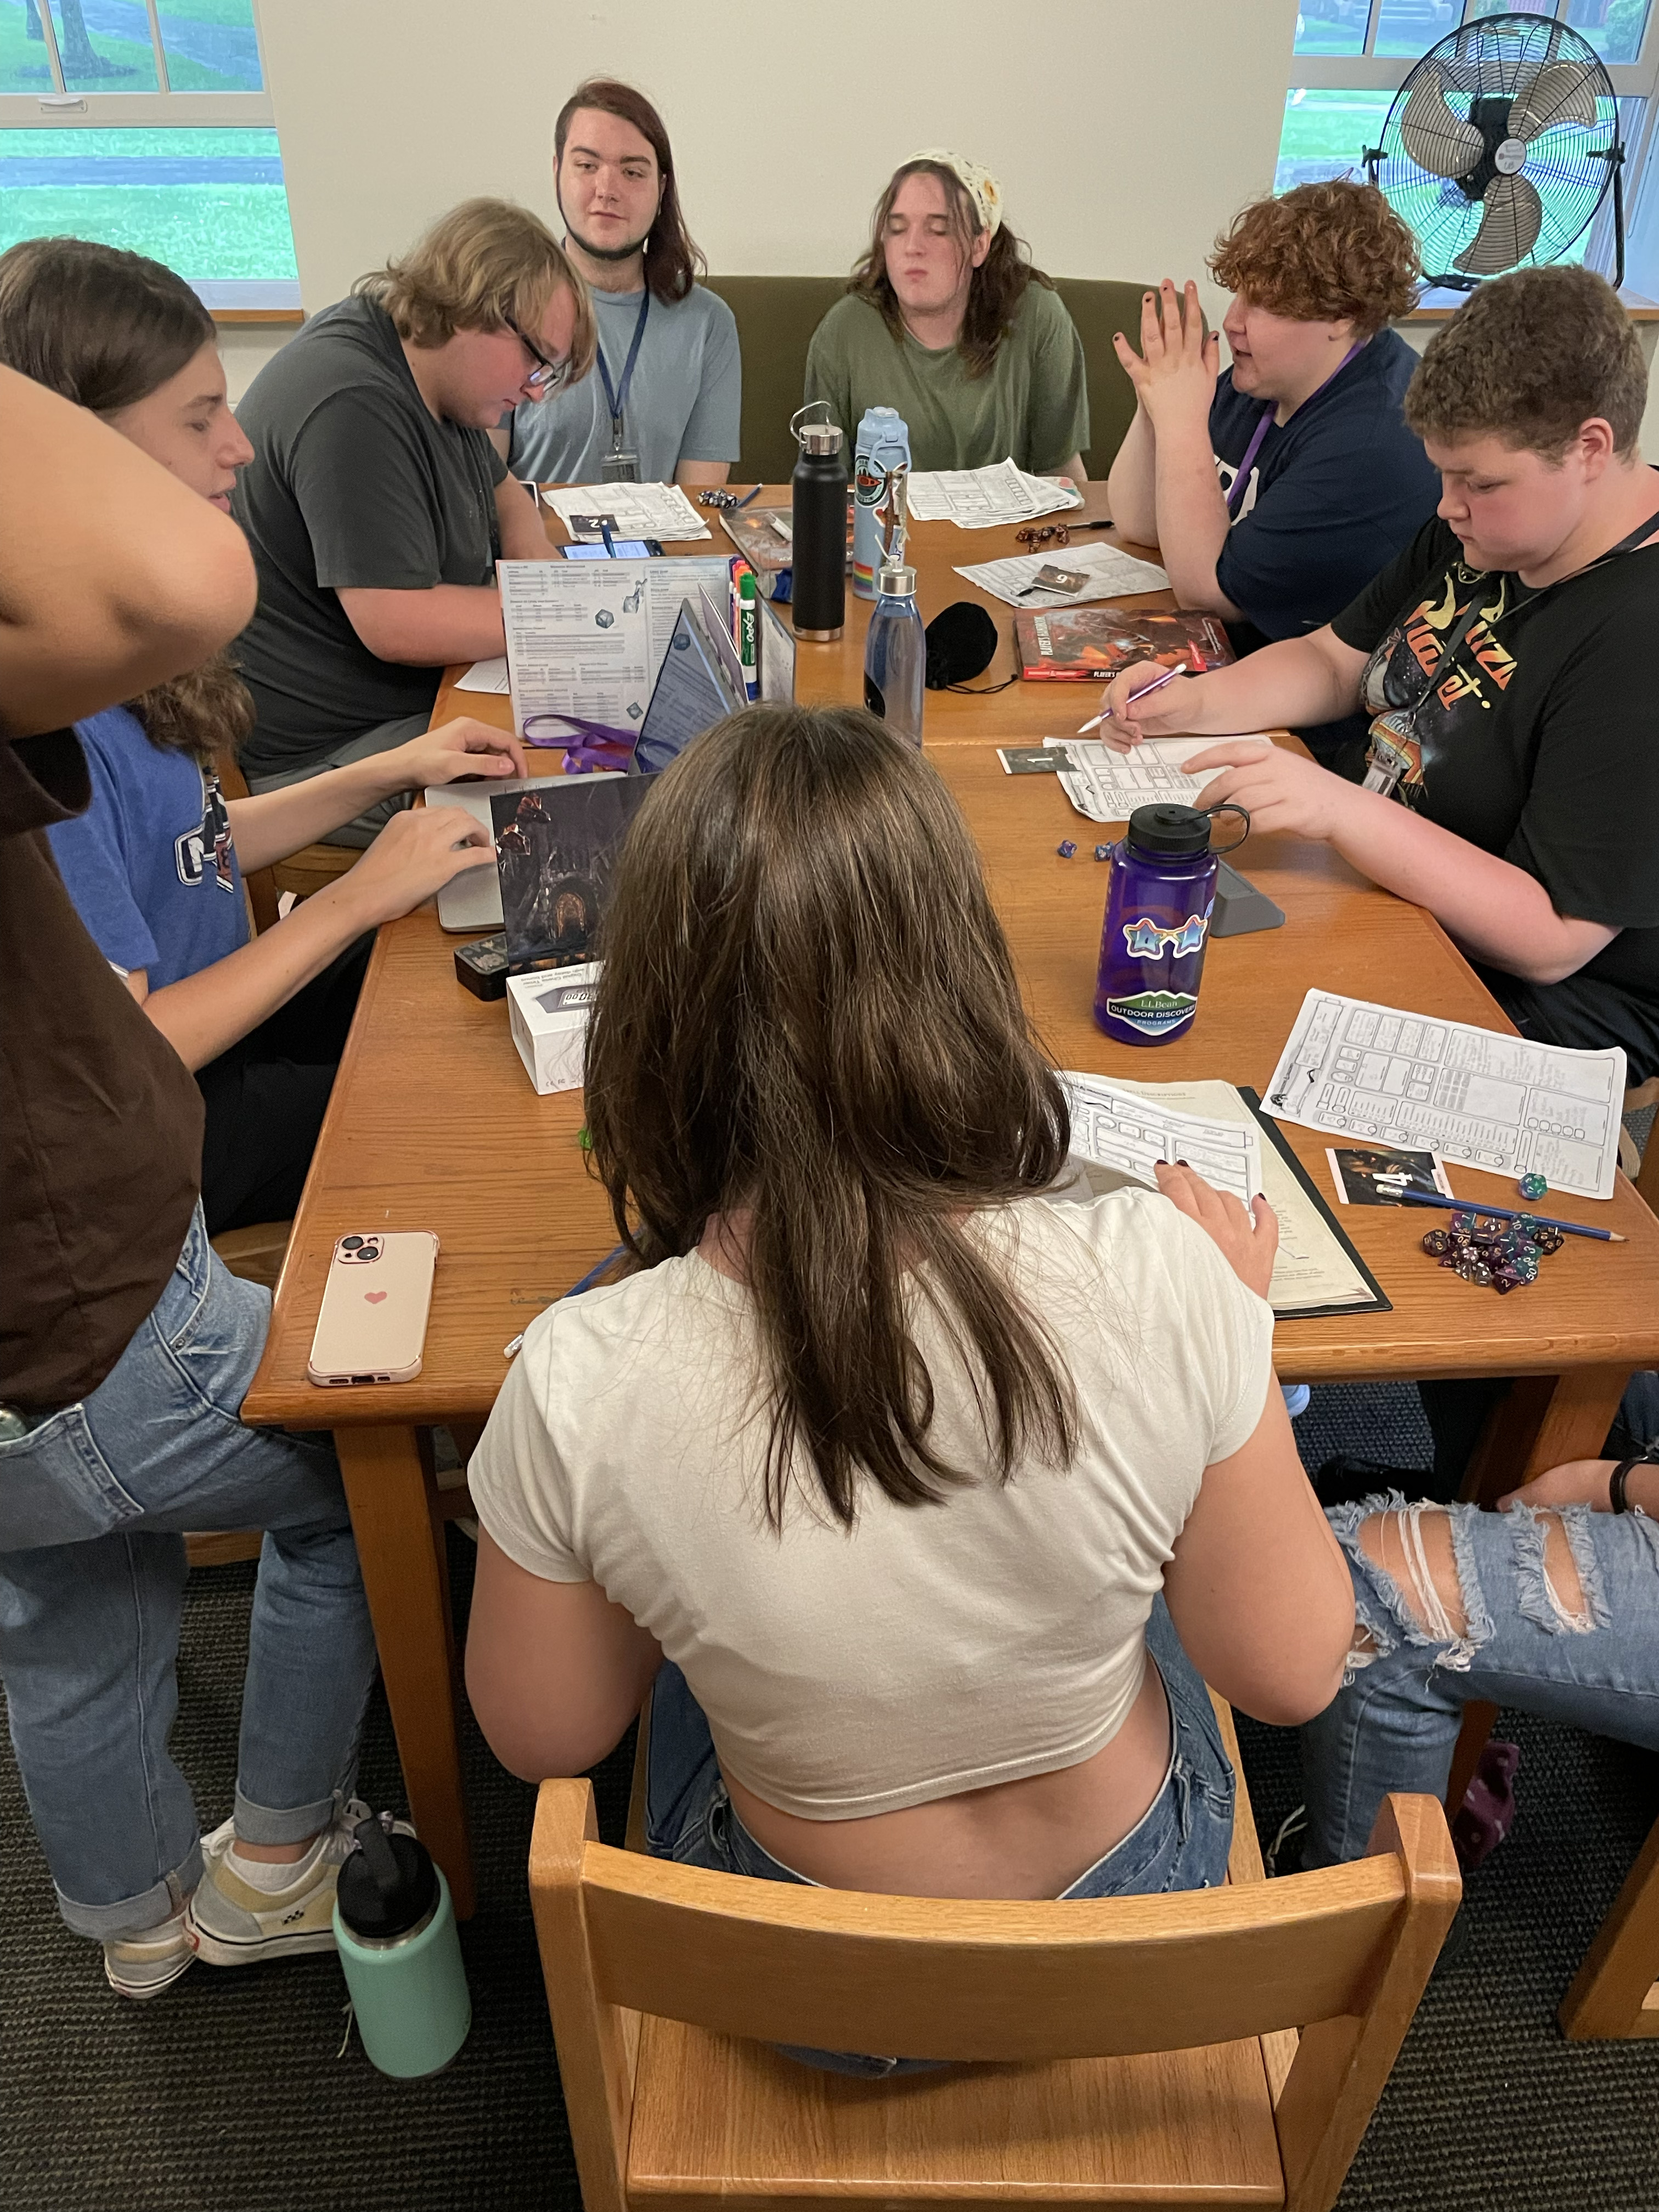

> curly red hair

[{"left": 1209, "top": 181, "right": 1420, "bottom": 337}]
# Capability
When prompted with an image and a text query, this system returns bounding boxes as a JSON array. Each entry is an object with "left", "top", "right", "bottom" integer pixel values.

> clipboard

[{"left": 1238, "top": 1087, "right": 1392, "bottom": 1319}]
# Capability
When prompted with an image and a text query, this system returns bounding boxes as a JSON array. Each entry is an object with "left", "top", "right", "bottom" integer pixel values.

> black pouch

[{"left": 924, "top": 601, "right": 1005, "bottom": 691}]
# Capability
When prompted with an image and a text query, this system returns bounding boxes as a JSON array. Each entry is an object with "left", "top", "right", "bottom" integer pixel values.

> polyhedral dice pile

[{"left": 1420, "top": 1211, "right": 1566, "bottom": 1294}]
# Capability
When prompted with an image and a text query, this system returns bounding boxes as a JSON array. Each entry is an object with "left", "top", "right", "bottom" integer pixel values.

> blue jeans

[
  {"left": 644, "top": 1596, "right": 1235, "bottom": 2076},
  {"left": 1300, "top": 1492, "right": 1659, "bottom": 1865},
  {"left": 0, "top": 1207, "right": 378, "bottom": 1939}
]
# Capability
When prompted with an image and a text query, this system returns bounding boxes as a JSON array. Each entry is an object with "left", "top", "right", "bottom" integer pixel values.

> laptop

[{"left": 425, "top": 772, "right": 623, "bottom": 933}]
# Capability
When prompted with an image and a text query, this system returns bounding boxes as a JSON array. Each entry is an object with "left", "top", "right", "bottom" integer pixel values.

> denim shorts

[{"left": 644, "top": 1596, "right": 1235, "bottom": 2077}]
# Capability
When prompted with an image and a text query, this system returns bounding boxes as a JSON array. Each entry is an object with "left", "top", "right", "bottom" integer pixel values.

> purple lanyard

[
  {"left": 521, "top": 710, "right": 637, "bottom": 776},
  {"left": 1223, "top": 340, "right": 1364, "bottom": 518}
]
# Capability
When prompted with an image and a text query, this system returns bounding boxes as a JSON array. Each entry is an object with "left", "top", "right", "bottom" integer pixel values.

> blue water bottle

[
  {"left": 864, "top": 557, "right": 926, "bottom": 748},
  {"left": 1093, "top": 803, "right": 1248, "bottom": 1046},
  {"left": 333, "top": 1814, "right": 472, "bottom": 2078},
  {"left": 853, "top": 407, "right": 911, "bottom": 598}
]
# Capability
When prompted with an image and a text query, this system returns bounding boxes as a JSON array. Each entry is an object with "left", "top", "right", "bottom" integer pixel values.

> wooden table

[{"left": 241, "top": 487, "right": 1659, "bottom": 1918}]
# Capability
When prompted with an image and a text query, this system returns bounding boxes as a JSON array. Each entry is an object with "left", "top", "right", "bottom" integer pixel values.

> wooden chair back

[
  {"left": 529, "top": 1778, "right": 1458, "bottom": 2212},
  {"left": 216, "top": 748, "right": 280, "bottom": 935}
]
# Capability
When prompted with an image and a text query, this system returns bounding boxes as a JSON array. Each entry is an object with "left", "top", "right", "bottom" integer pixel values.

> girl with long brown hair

[
  {"left": 803, "top": 151, "right": 1090, "bottom": 478},
  {"left": 466, "top": 704, "right": 1352, "bottom": 2069},
  {"left": 0, "top": 237, "right": 523, "bottom": 1235}
]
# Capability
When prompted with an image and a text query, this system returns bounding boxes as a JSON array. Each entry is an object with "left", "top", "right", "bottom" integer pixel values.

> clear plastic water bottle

[
  {"left": 852, "top": 407, "right": 911, "bottom": 599},
  {"left": 863, "top": 558, "right": 925, "bottom": 749}
]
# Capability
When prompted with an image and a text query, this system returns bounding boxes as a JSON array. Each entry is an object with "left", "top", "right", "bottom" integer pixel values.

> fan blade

[
  {"left": 1509, "top": 61, "right": 1599, "bottom": 143},
  {"left": 1453, "top": 174, "right": 1544, "bottom": 276},
  {"left": 1399, "top": 67, "right": 1485, "bottom": 180}
]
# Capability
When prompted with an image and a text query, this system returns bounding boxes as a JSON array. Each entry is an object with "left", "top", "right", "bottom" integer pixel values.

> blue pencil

[{"left": 1397, "top": 1189, "right": 1624, "bottom": 1242}]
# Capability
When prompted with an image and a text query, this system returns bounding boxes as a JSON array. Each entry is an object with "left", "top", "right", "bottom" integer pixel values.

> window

[
  {"left": 1279, "top": 0, "right": 1659, "bottom": 291},
  {"left": 0, "top": 0, "right": 297, "bottom": 309}
]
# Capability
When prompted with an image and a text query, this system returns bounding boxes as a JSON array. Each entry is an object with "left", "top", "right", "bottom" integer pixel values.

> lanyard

[
  {"left": 1363, "top": 502, "right": 1659, "bottom": 795},
  {"left": 1223, "top": 340, "right": 1364, "bottom": 518},
  {"left": 595, "top": 290, "right": 650, "bottom": 455}
]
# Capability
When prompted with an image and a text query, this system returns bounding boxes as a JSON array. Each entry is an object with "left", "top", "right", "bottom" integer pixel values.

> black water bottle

[{"left": 790, "top": 404, "right": 846, "bottom": 642}]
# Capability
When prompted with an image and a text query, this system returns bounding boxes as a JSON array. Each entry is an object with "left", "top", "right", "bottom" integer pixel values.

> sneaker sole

[
  {"left": 188, "top": 1922, "right": 339, "bottom": 1968},
  {"left": 106, "top": 1952, "right": 194, "bottom": 2000}
]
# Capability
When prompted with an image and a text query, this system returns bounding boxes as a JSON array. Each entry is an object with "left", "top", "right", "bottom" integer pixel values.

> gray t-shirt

[
  {"left": 232, "top": 295, "right": 507, "bottom": 777},
  {"left": 508, "top": 280, "right": 741, "bottom": 486}
]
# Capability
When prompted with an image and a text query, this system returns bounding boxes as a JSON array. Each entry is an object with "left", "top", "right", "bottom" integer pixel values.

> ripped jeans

[{"left": 1300, "top": 1492, "right": 1659, "bottom": 1866}]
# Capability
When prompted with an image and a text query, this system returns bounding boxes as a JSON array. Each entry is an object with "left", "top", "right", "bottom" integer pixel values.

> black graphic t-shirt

[{"left": 1331, "top": 512, "right": 1659, "bottom": 1018}]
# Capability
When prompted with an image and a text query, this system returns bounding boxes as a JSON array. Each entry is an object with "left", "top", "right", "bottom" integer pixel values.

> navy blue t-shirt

[
  {"left": 1210, "top": 328, "right": 1441, "bottom": 646},
  {"left": 47, "top": 706, "right": 248, "bottom": 989}
]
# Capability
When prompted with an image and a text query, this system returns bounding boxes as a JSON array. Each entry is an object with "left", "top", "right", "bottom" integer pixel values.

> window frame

[{"left": 0, "top": 0, "right": 275, "bottom": 124}]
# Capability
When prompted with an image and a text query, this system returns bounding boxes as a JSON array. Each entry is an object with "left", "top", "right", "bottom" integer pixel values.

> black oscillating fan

[{"left": 1363, "top": 10, "right": 1626, "bottom": 290}]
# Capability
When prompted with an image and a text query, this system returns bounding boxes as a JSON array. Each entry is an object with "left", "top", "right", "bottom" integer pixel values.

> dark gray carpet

[{"left": 3, "top": 1383, "right": 1657, "bottom": 2212}]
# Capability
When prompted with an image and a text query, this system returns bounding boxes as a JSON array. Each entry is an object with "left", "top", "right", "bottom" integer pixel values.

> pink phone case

[{"left": 307, "top": 1232, "right": 439, "bottom": 1386}]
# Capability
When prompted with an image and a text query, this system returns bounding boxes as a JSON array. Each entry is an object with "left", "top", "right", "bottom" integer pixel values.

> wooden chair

[
  {"left": 215, "top": 744, "right": 359, "bottom": 914},
  {"left": 529, "top": 1700, "right": 1458, "bottom": 2212}
]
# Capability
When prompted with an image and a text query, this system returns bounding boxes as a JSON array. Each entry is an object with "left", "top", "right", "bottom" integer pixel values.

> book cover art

[{"left": 1014, "top": 608, "right": 1235, "bottom": 681}]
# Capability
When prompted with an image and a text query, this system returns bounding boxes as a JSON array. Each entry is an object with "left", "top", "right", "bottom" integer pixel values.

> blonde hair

[{"left": 357, "top": 196, "right": 596, "bottom": 380}]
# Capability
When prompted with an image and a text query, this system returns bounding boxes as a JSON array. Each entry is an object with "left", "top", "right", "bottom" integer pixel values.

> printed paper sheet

[
  {"left": 455, "top": 656, "right": 509, "bottom": 693},
  {"left": 538, "top": 482, "right": 710, "bottom": 541},
  {"left": 1263, "top": 990, "right": 1626, "bottom": 1200},
  {"left": 1057, "top": 1075, "right": 1377, "bottom": 1314},
  {"left": 953, "top": 543, "right": 1169, "bottom": 609},
  {"left": 1045, "top": 735, "right": 1272, "bottom": 822},
  {"left": 905, "top": 458, "right": 1084, "bottom": 529}
]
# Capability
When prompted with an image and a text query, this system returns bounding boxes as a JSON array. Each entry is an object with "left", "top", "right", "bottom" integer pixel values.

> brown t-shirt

[{"left": 1, "top": 729, "right": 204, "bottom": 1412}]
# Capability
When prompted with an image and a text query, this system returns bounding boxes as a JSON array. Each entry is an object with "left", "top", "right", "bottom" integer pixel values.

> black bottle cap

[
  {"left": 1126, "top": 803, "right": 1213, "bottom": 857},
  {"left": 335, "top": 1815, "right": 439, "bottom": 1940}
]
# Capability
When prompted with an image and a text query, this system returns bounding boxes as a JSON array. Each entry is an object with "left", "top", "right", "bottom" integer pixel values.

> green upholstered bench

[{"left": 702, "top": 274, "right": 1151, "bottom": 486}]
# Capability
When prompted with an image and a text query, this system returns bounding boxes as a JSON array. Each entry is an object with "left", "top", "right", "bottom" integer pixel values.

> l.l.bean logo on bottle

[{"left": 1104, "top": 990, "right": 1198, "bottom": 1039}]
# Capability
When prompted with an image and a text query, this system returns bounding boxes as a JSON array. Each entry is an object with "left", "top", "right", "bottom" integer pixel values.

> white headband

[{"left": 904, "top": 148, "right": 1003, "bottom": 237}]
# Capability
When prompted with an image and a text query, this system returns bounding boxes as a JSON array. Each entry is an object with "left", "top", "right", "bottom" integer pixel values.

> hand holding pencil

[{"left": 1086, "top": 648, "right": 1207, "bottom": 752}]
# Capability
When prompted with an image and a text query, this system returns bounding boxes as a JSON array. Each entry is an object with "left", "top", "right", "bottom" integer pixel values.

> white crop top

[{"left": 469, "top": 1187, "right": 1273, "bottom": 1821}]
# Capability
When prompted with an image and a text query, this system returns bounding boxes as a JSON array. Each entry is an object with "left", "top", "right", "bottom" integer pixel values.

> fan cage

[{"left": 1370, "top": 10, "right": 1620, "bottom": 283}]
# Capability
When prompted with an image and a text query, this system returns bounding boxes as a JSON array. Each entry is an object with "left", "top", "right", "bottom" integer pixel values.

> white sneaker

[
  {"left": 104, "top": 1908, "right": 195, "bottom": 2001},
  {"left": 186, "top": 1799, "right": 414, "bottom": 1968}
]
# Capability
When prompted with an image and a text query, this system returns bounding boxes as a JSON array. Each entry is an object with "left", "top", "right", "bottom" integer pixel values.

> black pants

[
  {"left": 196, "top": 935, "right": 373, "bottom": 1237},
  {"left": 1416, "top": 960, "right": 1645, "bottom": 1495}
]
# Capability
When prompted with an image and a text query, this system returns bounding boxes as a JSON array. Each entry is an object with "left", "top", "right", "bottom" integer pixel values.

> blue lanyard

[{"left": 595, "top": 290, "right": 650, "bottom": 454}]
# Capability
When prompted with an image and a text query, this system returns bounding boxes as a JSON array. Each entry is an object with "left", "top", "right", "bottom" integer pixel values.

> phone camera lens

[{"left": 341, "top": 1235, "right": 364, "bottom": 1251}]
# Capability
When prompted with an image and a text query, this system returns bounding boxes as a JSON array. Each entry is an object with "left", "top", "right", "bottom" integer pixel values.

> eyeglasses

[
  {"left": 1015, "top": 524, "right": 1071, "bottom": 549},
  {"left": 504, "top": 313, "right": 569, "bottom": 393}
]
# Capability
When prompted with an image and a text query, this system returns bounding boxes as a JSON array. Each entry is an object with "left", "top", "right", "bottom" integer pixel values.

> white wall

[
  {"left": 247, "top": 0, "right": 1659, "bottom": 453},
  {"left": 257, "top": 0, "right": 1297, "bottom": 313}
]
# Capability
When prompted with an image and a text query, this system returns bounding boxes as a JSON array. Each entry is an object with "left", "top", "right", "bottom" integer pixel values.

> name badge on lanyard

[{"left": 596, "top": 290, "right": 650, "bottom": 484}]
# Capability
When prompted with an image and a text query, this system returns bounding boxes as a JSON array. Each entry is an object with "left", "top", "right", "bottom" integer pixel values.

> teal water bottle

[{"left": 334, "top": 1814, "right": 471, "bottom": 2078}]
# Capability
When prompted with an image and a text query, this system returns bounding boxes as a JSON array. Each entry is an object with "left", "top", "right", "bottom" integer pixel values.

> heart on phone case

[{"left": 364, "top": 1290, "right": 388, "bottom": 1304}]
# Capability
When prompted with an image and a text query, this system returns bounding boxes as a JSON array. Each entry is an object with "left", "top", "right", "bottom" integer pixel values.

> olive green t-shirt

[{"left": 802, "top": 283, "right": 1089, "bottom": 476}]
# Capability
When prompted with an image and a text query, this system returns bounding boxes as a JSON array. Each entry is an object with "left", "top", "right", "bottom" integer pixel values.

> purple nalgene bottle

[{"left": 1093, "top": 803, "right": 1245, "bottom": 1046}]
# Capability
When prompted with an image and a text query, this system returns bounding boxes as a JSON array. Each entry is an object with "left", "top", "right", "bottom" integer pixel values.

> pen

[
  {"left": 736, "top": 482, "right": 764, "bottom": 507},
  {"left": 1397, "top": 1190, "right": 1626, "bottom": 1243},
  {"left": 1076, "top": 664, "right": 1184, "bottom": 735}
]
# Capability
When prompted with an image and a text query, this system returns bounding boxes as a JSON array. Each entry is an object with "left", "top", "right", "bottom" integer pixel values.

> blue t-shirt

[
  {"left": 48, "top": 706, "right": 249, "bottom": 989},
  {"left": 1209, "top": 328, "right": 1441, "bottom": 646}
]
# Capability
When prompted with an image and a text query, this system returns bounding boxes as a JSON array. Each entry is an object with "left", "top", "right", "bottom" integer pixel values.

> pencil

[
  {"left": 1397, "top": 1189, "right": 1625, "bottom": 1242},
  {"left": 1076, "top": 664, "right": 1183, "bottom": 735},
  {"left": 736, "top": 482, "right": 765, "bottom": 507}
]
